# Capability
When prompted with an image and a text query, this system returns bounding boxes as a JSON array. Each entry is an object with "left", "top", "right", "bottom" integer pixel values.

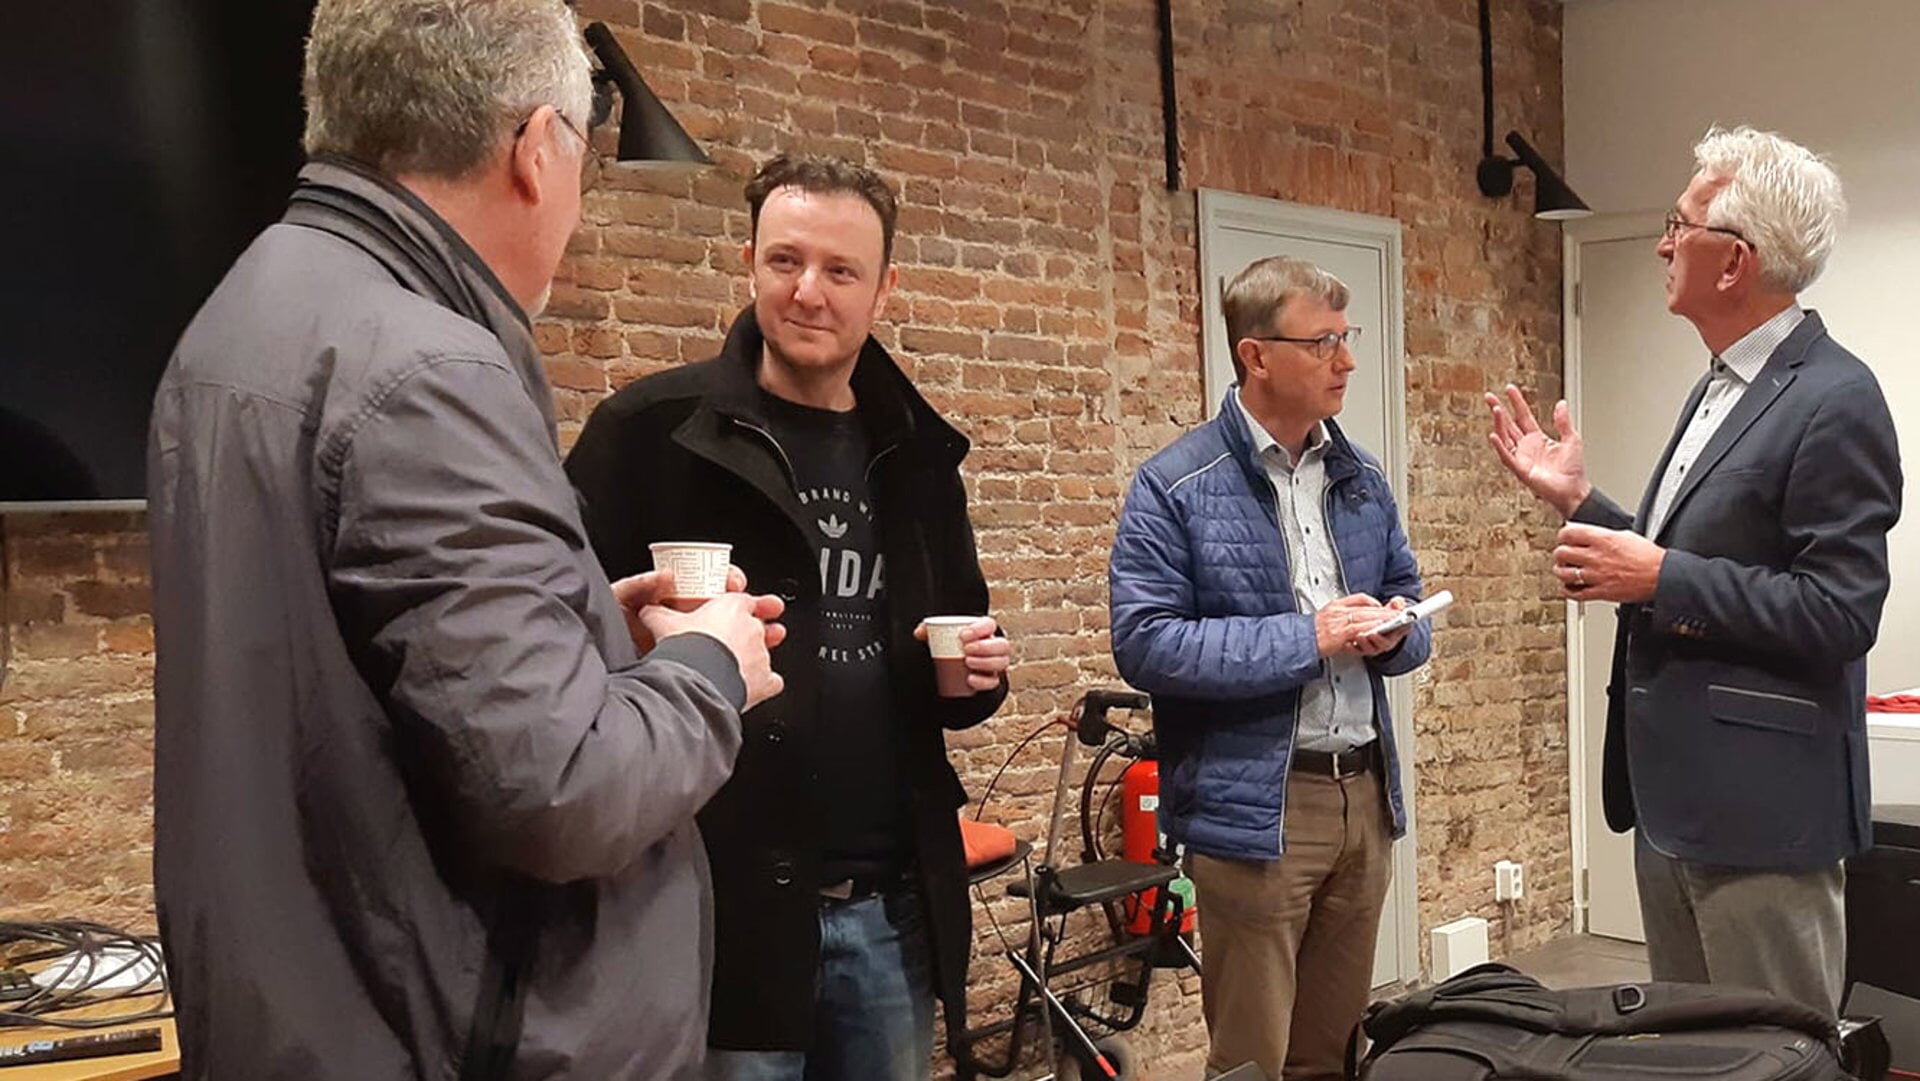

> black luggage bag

[
  {"left": 1844, "top": 805, "right": 1920, "bottom": 1076},
  {"left": 1348, "top": 963, "right": 1850, "bottom": 1081}
]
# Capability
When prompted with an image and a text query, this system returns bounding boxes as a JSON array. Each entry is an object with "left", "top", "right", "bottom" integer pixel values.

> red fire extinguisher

[{"left": 1120, "top": 758, "right": 1197, "bottom": 935}]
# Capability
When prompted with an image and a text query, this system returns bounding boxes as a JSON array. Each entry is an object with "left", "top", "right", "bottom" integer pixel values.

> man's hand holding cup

[
  {"left": 613, "top": 542, "right": 787, "bottom": 710},
  {"left": 915, "top": 615, "right": 1009, "bottom": 697}
]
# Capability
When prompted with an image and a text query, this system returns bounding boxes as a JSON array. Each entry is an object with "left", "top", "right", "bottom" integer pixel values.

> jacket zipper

[
  {"left": 865, "top": 442, "right": 899, "bottom": 487},
  {"left": 1323, "top": 477, "right": 1398, "bottom": 839},
  {"left": 1322, "top": 481, "right": 1352, "bottom": 596},
  {"left": 731, "top": 417, "right": 798, "bottom": 488},
  {"left": 734, "top": 416, "right": 905, "bottom": 491},
  {"left": 733, "top": 417, "right": 910, "bottom": 602},
  {"left": 1254, "top": 458, "right": 1307, "bottom": 861}
]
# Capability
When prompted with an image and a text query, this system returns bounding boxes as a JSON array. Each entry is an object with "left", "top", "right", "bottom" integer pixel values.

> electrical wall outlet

[{"left": 1495, "top": 859, "right": 1524, "bottom": 901}]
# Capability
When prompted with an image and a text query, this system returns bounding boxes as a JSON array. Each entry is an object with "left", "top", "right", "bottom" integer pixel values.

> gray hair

[
  {"left": 1695, "top": 126, "right": 1847, "bottom": 295},
  {"left": 1222, "top": 256, "right": 1349, "bottom": 380},
  {"left": 303, "top": 0, "right": 593, "bottom": 180}
]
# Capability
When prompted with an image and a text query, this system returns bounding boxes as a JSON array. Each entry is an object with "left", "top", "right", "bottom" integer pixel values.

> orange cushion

[{"left": 959, "top": 816, "right": 1018, "bottom": 870}]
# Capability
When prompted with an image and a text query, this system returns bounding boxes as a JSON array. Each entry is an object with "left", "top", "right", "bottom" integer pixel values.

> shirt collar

[
  {"left": 1233, "top": 386, "right": 1327, "bottom": 468},
  {"left": 1716, "top": 303, "right": 1804, "bottom": 385}
]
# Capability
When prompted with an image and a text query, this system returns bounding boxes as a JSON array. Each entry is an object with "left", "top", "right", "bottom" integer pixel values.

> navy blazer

[{"left": 1574, "top": 311, "right": 1902, "bottom": 871}]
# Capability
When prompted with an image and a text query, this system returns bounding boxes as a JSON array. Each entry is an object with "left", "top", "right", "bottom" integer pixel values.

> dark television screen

[{"left": 1, "top": 0, "right": 314, "bottom": 506}]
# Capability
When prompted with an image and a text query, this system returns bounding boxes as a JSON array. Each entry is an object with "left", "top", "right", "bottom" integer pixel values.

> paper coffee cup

[
  {"left": 922, "top": 615, "right": 977, "bottom": 697},
  {"left": 648, "top": 542, "right": 732, "bottom": 608}
]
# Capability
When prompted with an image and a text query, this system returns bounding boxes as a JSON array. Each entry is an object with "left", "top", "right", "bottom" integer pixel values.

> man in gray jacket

[{"left": 146, "top": 2, "right": 782, "bottom": 1078}]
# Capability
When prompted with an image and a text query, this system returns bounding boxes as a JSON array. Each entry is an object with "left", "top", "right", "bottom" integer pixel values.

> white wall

[{"left": 1565, "top": 0, "right": 1920, "bottom": 692}]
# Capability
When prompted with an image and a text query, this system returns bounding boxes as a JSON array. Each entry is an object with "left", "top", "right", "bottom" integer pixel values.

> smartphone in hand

[{"left": 1368, "top": 589, "right": 1454, "bottom": 635}]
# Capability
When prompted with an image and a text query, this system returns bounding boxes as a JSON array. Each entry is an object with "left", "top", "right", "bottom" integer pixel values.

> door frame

[
  {"left": 1196, "top": 189, "right": 1419, "bottom": 987},
  {"left": 1561, "top": 210, "right": 1666, "bottom": 935}
]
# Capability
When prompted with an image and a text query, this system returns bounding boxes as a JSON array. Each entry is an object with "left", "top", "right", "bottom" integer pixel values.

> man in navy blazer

[{"left": 1488, "top": 126, "right": 1902, "bottom": 1016}]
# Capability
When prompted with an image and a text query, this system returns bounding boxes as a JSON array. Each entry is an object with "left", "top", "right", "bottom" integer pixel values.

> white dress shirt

[{"left": 1645, "top": 304, "right": 1804, "bottom": 537}]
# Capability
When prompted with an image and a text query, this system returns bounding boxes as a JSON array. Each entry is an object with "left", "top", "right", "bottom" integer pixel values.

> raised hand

[{"left": 1485, "top": 384, "right": 1592, "bottom": 518}]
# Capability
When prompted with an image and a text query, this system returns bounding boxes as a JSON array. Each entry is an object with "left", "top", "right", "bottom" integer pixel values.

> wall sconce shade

[
  {"left": 1478, "top": 131, "right": 1592, "bottom": 221},
  {"left": 1476, "top": 0, "right": 1590, "bottom": 221},
  {"left": 582, "top": 22, "right": 710, "bottom": 166}
]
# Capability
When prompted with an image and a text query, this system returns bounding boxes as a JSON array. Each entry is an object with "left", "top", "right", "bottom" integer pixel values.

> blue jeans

[{"left": 704, "top": 888, "right": 936, "bottom": 1081}]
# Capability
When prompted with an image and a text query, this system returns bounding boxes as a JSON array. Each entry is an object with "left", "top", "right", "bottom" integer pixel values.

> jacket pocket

[{"left": 1707, "top": 683, "right": 1819, "bottom": 736}]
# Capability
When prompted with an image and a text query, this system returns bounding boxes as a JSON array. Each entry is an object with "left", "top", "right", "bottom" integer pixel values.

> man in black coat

[
  {"left": 566, "top": 154, "right": 1011, "bottom": 1080},
  {"left": 1487, "top": 126, "right": 1902, "bottom": 1016}
]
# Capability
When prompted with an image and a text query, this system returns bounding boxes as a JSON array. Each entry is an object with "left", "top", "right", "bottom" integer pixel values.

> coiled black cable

[{"left": 0, "top": 920, "right": 171, "bottom": 1029}]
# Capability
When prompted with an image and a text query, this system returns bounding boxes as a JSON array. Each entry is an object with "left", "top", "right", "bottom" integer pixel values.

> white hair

[
  {"left": 303, "top": 0, "right": 593, "bottom": 180},
  {"left": 1694, "top": 126, "right": 1847, "bottom": 295}
]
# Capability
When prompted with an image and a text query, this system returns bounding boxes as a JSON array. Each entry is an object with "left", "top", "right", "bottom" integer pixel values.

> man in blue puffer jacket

[{"left": 1109, "top": 256, "right": 1433, "bottom": 1081}]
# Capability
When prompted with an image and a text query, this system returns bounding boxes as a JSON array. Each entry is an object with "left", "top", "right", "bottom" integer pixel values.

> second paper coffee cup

[
  {"left": 921, "top": 615, "right": 978, "bottom": 697},
  {"left": 649, "top": 542, "right": 732, "bottom": 610}
]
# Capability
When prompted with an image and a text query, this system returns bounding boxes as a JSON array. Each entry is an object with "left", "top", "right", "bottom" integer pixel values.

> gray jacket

[{"left": 148, "top": 158, "right": 744, "bottom": 1080}]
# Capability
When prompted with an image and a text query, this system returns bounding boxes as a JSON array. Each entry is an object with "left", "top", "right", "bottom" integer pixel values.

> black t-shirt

[{"left": 759, "top": 390, "right": 913, "bottom": 880}]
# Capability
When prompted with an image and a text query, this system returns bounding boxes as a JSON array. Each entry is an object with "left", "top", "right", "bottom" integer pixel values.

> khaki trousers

[{"left": 1187, "top": 765, "right": 1393, "bottom": 1081}]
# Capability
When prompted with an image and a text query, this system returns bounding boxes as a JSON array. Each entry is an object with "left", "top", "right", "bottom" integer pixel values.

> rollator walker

[{"left": 952, "top": 688, "right": 1205, "bottom": 1081}]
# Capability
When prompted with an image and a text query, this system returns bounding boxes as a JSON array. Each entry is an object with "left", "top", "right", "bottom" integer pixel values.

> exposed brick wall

[
  {"left": 0, "top": 513, "right": 155, "bottom": 931},
  {"left": 548, "top": 1, "right": 1574, "bottom": 1072},
  {"left": 3, "top": 0, "right": 1573, "bottom": 1075}
]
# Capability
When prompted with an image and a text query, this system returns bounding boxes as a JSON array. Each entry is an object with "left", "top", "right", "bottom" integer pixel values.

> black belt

[
  {"left": 818, "top": 866, "right": 915, "bottom": 903},
  {"left": 1293, "top": 742, "right": 1380, "bottom": 780}
]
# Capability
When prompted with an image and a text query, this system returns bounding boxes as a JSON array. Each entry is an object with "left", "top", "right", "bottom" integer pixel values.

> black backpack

[{"left": 1348, "top": 963, "right": 1850, "bottom": 1081}]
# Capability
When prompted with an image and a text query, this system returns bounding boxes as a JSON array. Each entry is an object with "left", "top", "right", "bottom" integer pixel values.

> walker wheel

[{"left": 1054, "top": 1033, "right": 1137, "bottom": 1081}]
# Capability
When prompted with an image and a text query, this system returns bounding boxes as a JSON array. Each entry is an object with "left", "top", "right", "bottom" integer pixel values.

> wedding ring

[{"left": 1573, "top": 566, "right": 1585, "bottom": 587}]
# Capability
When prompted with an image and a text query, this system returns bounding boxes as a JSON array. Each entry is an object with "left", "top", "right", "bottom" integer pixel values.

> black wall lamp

[
  {"left": 1475, "top": 0, "right": 1589, "bottom": 220},
  {"left": 1156, "top": 0, "right": 1180, "bottom": 191},
  {"left": 582, "top": 21, "right": 710, "bottom": 166}
]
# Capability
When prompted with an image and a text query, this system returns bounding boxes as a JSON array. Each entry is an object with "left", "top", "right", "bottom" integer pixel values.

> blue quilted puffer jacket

[{"left": 1109, "top": 389, "right": 1431, "bottom": 861}]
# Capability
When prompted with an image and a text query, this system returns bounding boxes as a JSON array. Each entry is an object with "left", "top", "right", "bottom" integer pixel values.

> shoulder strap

[{"left": 1362, "top": 963, "right": 1549, "bottom": 1049}]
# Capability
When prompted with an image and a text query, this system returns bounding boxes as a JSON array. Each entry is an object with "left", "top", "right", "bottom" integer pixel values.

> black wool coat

[{"left": 566, "top": 309, "right": 1006, "bottom": 1051}]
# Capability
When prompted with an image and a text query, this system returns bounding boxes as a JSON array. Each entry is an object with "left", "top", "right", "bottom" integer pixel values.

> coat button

[
  {"left": 774, "top": 576, "right": 800, "bottom": 602},
  {"left": 772, "top": 860, "right": 795, "bottom": 887},
  {"left": 765, "top": 720, "right": 786, "bottom": 744}
]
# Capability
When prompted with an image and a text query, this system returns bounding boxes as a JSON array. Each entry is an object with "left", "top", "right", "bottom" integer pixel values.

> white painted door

[
  {"left": 1197, "top": 191, "right": 1416, "bottom": 989},
  {"left": 1564, "top": 215, "right": 1706, "bottom": 943}
]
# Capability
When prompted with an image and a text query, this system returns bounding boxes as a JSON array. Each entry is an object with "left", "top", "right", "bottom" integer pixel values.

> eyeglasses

[
  {"left": 1245, "top": 326, "right": 1364, "bottom": 360},
  {"left": 514, "top": 106, "right": 600, "bottom": 194},
  {"left": 1663, "top": 211, "right": 1749, "bottom": 247}
]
